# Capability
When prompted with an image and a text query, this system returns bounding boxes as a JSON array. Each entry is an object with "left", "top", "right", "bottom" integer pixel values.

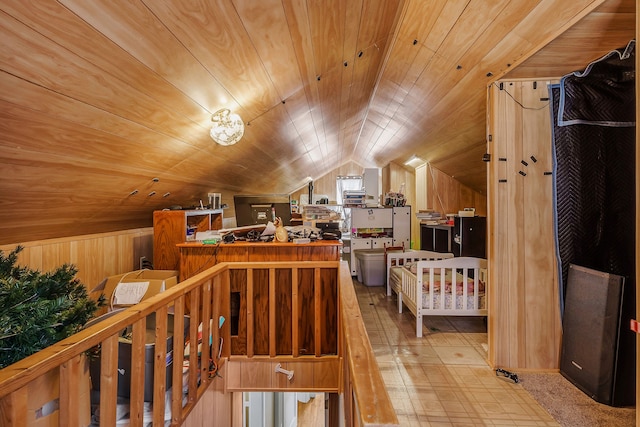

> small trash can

[{"left": 354, "top": 248, "right": 386, "bottom": 286}]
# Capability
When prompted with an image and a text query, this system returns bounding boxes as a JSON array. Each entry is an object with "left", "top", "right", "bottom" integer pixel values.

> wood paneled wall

[
  {"left": 422, "top": 163, "right": 487, "bottom": 216},
  {"left": 382, "top": 161, "right": 415, "bottom": 201},
  {"left": 487, "top": 79, "right": 562, "bottom": 370},
  {"left": 290, "top": 161, "right": 363, "bottom": 204},
  {"left": 182, "top": 380, "right": 240, "bottom": 427},
  {"left": 0, "top": 228, "right": 153, "bottom": 290},
  {"left": 413, "top": 163, "right": 487, "bottom": 249}
]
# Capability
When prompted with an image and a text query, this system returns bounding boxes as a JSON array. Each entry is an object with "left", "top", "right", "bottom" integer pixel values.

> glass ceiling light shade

[{"left": 210, "top": 108, "right": 244, "bottom": 146}]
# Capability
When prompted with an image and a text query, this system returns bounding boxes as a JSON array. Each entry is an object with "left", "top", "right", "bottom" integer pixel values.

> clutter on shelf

[
  {"left": 302, "top": 205, "right": 342, "bottom": 221},
  {"left": 384, "top": 191, "right": 406, "bottom": 207},
  {"left": 415, "top": 210, "right": 443, "bottom": 224},
  {"left": 342, "top": 190, "right": 366, "bottom": 208}
]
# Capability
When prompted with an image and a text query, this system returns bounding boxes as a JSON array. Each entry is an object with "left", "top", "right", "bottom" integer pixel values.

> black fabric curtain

[{"left": 550, "top": 40, "right": 636, "bottom": 313}]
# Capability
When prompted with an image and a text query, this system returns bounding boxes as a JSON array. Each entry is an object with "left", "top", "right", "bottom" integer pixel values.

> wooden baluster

[
  {"left": 292, "top": 268, "right": 299, "bottom": 357},
  {"left": 152, "top": 306, "right": 168, "bottom": 426},
  {"left": 269, "top": 268, "right": 277, "bottom": 357},
  {"left": 129, "top": 317, "right": 147, "bottom": 427},
  {"left": 99, "top": 335, "right": 119, "bottom": 426}
]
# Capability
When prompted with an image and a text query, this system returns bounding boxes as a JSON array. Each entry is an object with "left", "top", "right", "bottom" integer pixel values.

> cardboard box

[{"left": 99, "top": 269, "right": 178, "bottom": 310}]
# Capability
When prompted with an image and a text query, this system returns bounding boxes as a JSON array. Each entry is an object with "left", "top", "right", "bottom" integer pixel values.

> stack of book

[
  {"left": 342, "top": 190, "right": 366, "bottom": 208},
  {"left": 416, "top": 210, "right": 442, "bottom": 224}
]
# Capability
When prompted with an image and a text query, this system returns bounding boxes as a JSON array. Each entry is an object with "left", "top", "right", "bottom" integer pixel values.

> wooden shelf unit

[
  {"left": 420, "top": 224, "right": 452, "bottom": 253},
  {"left": 153, "top": 209, "right": 223, "bottom": 270}
]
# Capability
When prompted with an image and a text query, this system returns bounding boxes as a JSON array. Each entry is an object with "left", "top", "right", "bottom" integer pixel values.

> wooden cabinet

[
  {"left": 487, "top": 79, "right": 561, "bottom": 370},
  {"left": 225, "top": 359, "right": 340, "bottom": 390},
  {"left": 153, "top": 209, "right": 223, "bottom": 271}
]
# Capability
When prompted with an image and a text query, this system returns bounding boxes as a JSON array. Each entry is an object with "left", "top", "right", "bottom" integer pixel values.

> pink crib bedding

[{"left": 403, "top": 262, "right": 485, "bottom": 295}]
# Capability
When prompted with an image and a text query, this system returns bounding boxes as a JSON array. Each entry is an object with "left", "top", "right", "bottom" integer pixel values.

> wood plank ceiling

[{"left": 0, "top": 0, "right": 635, "bottom": 244}]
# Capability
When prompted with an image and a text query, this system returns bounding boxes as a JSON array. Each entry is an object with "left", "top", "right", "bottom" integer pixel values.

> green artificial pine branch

[{"left": 0, "top": 246, "right": 105, "bottom": 369}]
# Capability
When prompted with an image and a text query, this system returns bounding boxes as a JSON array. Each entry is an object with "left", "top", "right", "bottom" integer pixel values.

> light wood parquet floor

[
  {"left": 296, "top": 279, "right": 562, "bottom": 426},
  {"left": 354, "top": 280, "right": 559, "bottom": 427}
]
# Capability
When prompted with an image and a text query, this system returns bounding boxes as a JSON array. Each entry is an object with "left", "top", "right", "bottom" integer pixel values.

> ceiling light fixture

[
  {"left": 404, "top": 155, "right": 425, "bottom": 168},
  {"left": 210, "top": 108, "right": 244, "bottom": 146}
]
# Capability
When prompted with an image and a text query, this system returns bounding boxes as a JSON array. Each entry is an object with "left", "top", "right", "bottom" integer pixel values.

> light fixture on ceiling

[
  {"left": 404, "top": 155, "right": 425, "bottom": 168},
  {"left": 210, "top": 108, "right": 244, "bottom": 146}
]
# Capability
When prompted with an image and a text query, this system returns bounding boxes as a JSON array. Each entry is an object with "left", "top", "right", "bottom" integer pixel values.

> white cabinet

[
  {"left": 348, "top": 207, "right": 410, "bottom": 275},
  {"left": 371, "top": 238, "right": 393, "bottom": 249},
  {"left": 392, "top": 206, "right": 411, "bottom": 248},
  {"left": 351, "top": 237, "right": 373, "bottom": 251},
  {"left": 348, "top": 237, "right": 393, "bottom": 275},
  {"left": 351, "top": 207, "right": 393, "bottom": 228}
]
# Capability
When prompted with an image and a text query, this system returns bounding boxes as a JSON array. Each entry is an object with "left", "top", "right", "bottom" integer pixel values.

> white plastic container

[{"left": 354, "top": 248, "right": 386, "bottom": 286}]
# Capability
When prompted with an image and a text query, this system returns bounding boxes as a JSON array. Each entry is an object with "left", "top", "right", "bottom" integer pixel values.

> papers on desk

[{"left": 195, "top": 229, "right": 223, "bottom": 241}]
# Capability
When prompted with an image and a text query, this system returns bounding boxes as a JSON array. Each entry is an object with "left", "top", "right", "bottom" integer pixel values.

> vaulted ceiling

[{"left": 0, "top": 0, "right": 635, "bottom": 244}]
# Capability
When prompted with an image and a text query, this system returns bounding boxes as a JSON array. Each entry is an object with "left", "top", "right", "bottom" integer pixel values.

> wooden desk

[{"left": 178, "top": 240, "right": 342, "bottom": 280}]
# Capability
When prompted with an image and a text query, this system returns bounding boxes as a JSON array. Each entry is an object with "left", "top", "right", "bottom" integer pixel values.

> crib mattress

[
  {"left": 405, "top": 266, "right": 486, "bottom": 310},
  {"left": 422, "top": 291, "right": 486, "bottom": 310},
  {"left": 389, "top": 265, "right": 403, "bottom": 283}
]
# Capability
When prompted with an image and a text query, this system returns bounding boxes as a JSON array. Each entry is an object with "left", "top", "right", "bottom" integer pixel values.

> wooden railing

[
  {"left": 0, "top": 261, "right": 397, "bottom": 426},
  {"left": 338, "top": 261, "right": 399, "bottom": 426}
]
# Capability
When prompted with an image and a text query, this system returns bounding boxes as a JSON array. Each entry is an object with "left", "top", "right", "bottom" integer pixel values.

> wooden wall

[
  {"left": 0, "top": 228, "right": 154, "bottom": 290},
  {"left": 413, "top": 163, "right": 487, "bottom": 249},
  {"left": 382, "top": 161, "right": 415, "bottom": 201},
  {"left": 487, "top": 79, "right": 562, "bottom": 370},
  {"left": 182, "top": 379, "right": 241, "bottom": 427},
  {"left": 289, "top": 161, "right": 363, "bottom": 204},
  {"left": 421, "top": 163, "right": 487, "bottom": 216}
]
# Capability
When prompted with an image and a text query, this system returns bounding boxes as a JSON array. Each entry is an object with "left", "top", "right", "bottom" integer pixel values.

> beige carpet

[{"left": 518, "top": 372, "right": 635, "bottom": 427}]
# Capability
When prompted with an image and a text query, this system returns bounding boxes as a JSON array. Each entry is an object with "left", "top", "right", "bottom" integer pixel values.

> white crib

[
  {"left": 386, "top": 250, "right": 454, "bottom": 313},
  {"left": 400, "top": 257, "right": 487, "bottom": 337}
]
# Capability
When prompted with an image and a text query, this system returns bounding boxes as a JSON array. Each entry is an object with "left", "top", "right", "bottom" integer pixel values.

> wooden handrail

[
  {"left": 338, "top": 261, "right": 399, "bottom": 426},
  {"left": 0, "top": 260, "right": 397, "bottom": 426}
]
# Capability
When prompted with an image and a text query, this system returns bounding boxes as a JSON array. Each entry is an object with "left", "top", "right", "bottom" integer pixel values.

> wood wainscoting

[{"left": 0, "top": 227, "right": 153, "bottom": 290}]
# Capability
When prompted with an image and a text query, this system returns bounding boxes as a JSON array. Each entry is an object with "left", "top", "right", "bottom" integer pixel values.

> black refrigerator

[{"left": 452, "top": 216, "right": 486, "bottom": 258}]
